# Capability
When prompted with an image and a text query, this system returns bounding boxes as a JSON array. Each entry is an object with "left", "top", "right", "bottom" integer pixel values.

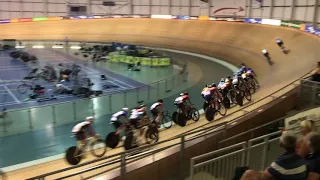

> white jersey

[
  {"left": 150, "top": 102, "right": 162, "bottom": 110},
  {"left": 129, "top": 110, "right": 144, "bottom": 119},
  {"left": 232, "top": 78, "right": 239, "bottom": 85},
  {"left": 175, "top": 96, "right": 184, "bottom": 103},
  {"left": 72, "top": 121, "right": 91, "bottom": 133},
  {"left": 111, "top": 111, "right": 126, "bottom": 122},
  {"left": 276, "top": 39, "right": 282, "bottom": 43},
  {"left": 261, "top": 49, "right": 268, "bottom": 54}
]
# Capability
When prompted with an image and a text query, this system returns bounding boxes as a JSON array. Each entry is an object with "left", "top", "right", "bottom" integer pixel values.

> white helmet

[
  {"left": 85, "top": 116, "right": 94, "bottom": 121},
  {"left": 122, "top": 107, "right": 129, "bottom": 112}
]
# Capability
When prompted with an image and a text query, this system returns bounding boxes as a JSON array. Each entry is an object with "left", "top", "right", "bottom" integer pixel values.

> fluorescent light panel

[
  {"left": 70, "top": 46, "right": 81, "bottom": 50},
  {"left": 32, "top": 45, "right": 45, "bottom": 49},
  {"left": 52, "top": 45, "right": 64, "bottom": 49}
]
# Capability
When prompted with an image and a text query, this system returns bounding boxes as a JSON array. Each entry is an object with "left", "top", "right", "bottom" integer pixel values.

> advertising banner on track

[
  {"left": 174, "top": 16, "right": 190, "bottom": 20},
  {"left": 10, "top": 18, "right": 19, "bottom": 23},
  {"left": 32, "top": 17, "right": 48, "bottom": 22},
  {"left": 0, "top": 19, "right": 10, "bottom": 24},
  {"left": 252, "top": 0, "right": 263, "bottom": 9},
  {"left": 281, "top": 21, "right": 301, "bottom": 29},
  {"left": 47, "top": 16, "right": 63, "bottom": 21},
  {"left": 285, "top": 107, "right": 320, "bottom": 135},
  {"left": 304, "top": 25, "right": 320, "bottom": 37},
  {"left": 151, "top": 15, "right": 172, "bottom": 19},
  {"left": 199, "top": 16, "right": 209, "bottom": 20},
  {"left": 244, "top": 18, "right": 262, "bottom": 24},
  {"left": 212, "top": 0, "right": 246, "bottom": 16},
  {"left": 19, "top": 18, "right": 32, "bottom": 22},
  {"left": 261, "top": 19, "right": 281, "bottom": 26}
]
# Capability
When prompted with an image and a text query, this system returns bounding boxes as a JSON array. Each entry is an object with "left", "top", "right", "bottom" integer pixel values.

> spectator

[
  {"left": 311, "top": 62, "right": 320, "bottom": 82},
  {"left": 306, "top": 132, "right": 320, "bottom": 180},
  {"left": 261, "top": 48, "right": 273, "bottom": 65},
  {"left": 241, "top": 132, "right": 308, "bottom": 180},
  {"left": 298, "top": 120, "right": 317, "bottom": 158}
]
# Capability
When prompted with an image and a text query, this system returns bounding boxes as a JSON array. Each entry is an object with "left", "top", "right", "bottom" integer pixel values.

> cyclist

[
  {"left": 129, "top": 106, "right": 147, "bottom": 142},
  {"left": 150, "top": 99, "right": 166, "bottom": 125},
  {"left": 218, "top": 78, "right": 225, "bottom": 90},
  {"left": 110, "top": 108, "right": 129, "bottom": 135},
  {"left": 71, "top": 116, "right": 98, "bottom": 151},
  {"left": 174, "top": 92, "right": 193, "bottom": 112},
  {"left": 246, "top": 68, "right": 259, "bottom": 86},
  {"left": 210, "top": 83, "right": 222, "bottom": 101}
]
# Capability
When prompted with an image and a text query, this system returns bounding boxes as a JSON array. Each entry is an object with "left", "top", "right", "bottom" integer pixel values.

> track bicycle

[
  {"left": 65, "top": 134, "right": 107, "bottom": 165},
  {"left": 155, "top": 111, "right": 172, "bottom": 129},
  {"left": 105, "top": 119, "right": 159, "bottom": 150},
  {"left": 17, "top": 80, "right": 36, "bottom": 94},
  {"left": 204, "top": 96, "right": 227, "bottom": 122},
  {"left": 172, "top": 103, "right": 200, "bottom": 127}
]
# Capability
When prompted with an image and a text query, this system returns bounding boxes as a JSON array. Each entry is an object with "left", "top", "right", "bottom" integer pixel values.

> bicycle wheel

[
  {"left": 217, "top": 101, "right": 227, "bottom": 116},
  {"left": 90, "top": 138, "right": 107, "bottom": 157},
  {"left": 105, "top": 132, "right": 120, "bottom": 149},
  {"left": 205, "top": 107, "right": 215, "bottom": 121},
  {"left": 223, "top": 97, "right": 231, "bottom": 109},
  {"left": 65, "top": 146, "right": 82, "bottom": 165},
  {"left": 244, "top": 89, "right": 252, "bottom": 102},
  {"left": 124, "top": 133, "right": 138, "bottom": 150},
  {"left": 172, "top": 112, "right": 178, "bottom": 123},
  {"left": 229, "top": 90, "right": 238, "bottom": 105},
  {"left": 162, "top": 115, "right": 172, "bottom": 129},
  {"left": 17, "top": 84, "right": 29, "bottom": 94},
  {"left": 190, "top": 108, "right": 200, "bottom": 122},
  {"left": 236, "top": 91, "right": 244, "bottom": 106},
  {"left": 177, "top": 113, "right": 186, "bottom": 127},
  {"left": 145, "top": 125, "right": 159, "bottom": 144}
]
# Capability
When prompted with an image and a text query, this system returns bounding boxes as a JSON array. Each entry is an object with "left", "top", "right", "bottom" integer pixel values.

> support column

[
  {"left": 129, "top": 0, "right": 133, "bottom": 15},
  {"left": 43, "top": 0, "right": 48, "bottom": 16},
  {"left": 168, "top": 0, "right": 171, "bottom": 14},
  {"left": 189, "top": 0, "right": 192, "bottom": 16},
  {"left": 149, "top": 0, "right": 151, "bottom": 15},
  {"left": 20, "top": 0, "right": 23, "bottom": 18},
  {"left": 270, "top": 0, "right": 274, "bottom": 19},
  {"left": 87, "top": 0, "right": 91, "bottom": 15},
  {"left": 290, "top": 0, "right": 296, "bottom": 21},
  {"left": 248, "top": 0, "right": 253, "bottom": 18},
  {"left": 313, "top": 0, "right": 319, "bottom": 26}
]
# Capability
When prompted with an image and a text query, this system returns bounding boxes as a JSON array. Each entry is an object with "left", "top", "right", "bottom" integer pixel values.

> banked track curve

[{"left": 0, "top": 19, "right": 319, "bottom": 179}]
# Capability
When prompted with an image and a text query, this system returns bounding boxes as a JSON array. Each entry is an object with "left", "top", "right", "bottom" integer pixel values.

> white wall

[{"left": 0, "top": 0, "right": 320, "bottom": 25}]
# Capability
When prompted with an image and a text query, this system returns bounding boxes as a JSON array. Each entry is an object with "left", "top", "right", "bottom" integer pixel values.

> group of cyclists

[{"left": 70, "top": 63, "right": 258, "bottom": 158}]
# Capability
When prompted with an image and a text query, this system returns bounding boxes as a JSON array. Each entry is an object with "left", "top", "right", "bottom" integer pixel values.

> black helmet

[
  {"left": 139, "top": 104, "right": 146, "bottom": 108},
  {"left": 184, "top": 92, "right": 188, "bottom": 95},
  {"left": 157, "top": 99, "right": 163, "bottom": 103},
  {"left": 211, "top": 83, "right": 216, "bottom": 87}
]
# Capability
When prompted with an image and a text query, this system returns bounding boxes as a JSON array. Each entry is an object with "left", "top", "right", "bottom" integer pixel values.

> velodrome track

[{"left": 0, "top": 19, "right": 319, "bottom": 179}]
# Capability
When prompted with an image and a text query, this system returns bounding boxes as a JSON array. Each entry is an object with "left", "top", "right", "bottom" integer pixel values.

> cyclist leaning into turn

[
  {"left": 110, "top": 108, "right": 129, "bottom": 135},
  {"left": 150, "top": 99, "right": 166, "bottom": 126},
  {"left": 174, "top": 92, "right": 193, "bottom": 112},
  {"left": 128, "top": 105, "right": 148, "bottom": 142},
  {"left": 71, "top": 116, "right": 98, "bottom": 151}
]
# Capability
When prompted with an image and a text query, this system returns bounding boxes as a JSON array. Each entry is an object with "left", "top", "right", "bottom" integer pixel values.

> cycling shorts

[
  {"left": 111, "top": 121, "right": 121, "bottom": 129},
  {"left": 203, "top": 94, "right": 213, "bottom": 103},
  {"left": 74, "top": 131, "right": 86, "bottom": 141},
  {"left": 150, "top": 106, "right": 162, "bottom": 118},
  {"left": 130, "top": 118, "right": 141, "bottom": 129}
]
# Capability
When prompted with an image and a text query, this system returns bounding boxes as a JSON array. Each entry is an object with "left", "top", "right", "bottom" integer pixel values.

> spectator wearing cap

[
  {"left": 298, "top": 120, "right": 317, "bottom": 158},
  {"left": 261, "top": 48, "right": 273, "bottom": 65},
  {"left": 241, "top": 132, "right": 308, "bottom": 180},
  {"left": 306, "top": 132, "right": 320, "bottom": 180}
]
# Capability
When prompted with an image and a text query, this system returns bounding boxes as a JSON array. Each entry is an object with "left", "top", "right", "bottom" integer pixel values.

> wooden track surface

[{"left": 1, "top": 19, "right": 320, "bottom": 179}]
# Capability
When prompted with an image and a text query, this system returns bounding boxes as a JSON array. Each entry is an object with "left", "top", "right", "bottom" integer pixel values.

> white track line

[{"left": 3, "top": 86, "right": 20, "bottom": 103}]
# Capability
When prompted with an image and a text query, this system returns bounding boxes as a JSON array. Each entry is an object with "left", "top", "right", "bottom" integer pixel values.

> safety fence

[
  {"left": 0, "top": 42, "right": 188, "bottom": 136},
  {"left": 189, "top": 120, "right": 320, "bottom": 180},
  {"left": 25, "top": 73, "right": 319, "bottom": 180}
]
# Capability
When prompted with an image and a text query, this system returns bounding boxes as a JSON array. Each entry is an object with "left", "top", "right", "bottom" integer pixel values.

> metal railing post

[
  {"left": 312, "top": 85, "right": 316, "bottom": 106},
  {"left": 109, "top": 94, "right": 112, "bottom": 113},
  {"left": 241, "top": 142, "right": 246, "bottom": 166},
  {"left": 28, "top": 109, "right": 32, "bottom": 130},
  {"left": 190, "top": 158, "right": 195, "bottom": 180},
  {"left": 52, "top": 106, "right": 56, "bottom": 125},
  {"left": 73, "top": 102, "right": 77, "bottom": 121},
  {"left": 261, "top": 137, "right": 269, "bottom": 171},
  {"left": 121, "top": 153, "right": 126, "bottom": 180},
  {"left": 180, "top": 135, "right": 185, "bottom": 180},
  {"left": 246, "top": 141, "right": 251, "bottom": 167}
]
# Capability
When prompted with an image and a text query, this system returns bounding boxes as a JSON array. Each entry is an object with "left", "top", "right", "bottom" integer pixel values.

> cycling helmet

[
  {"left": 211, "top": 83, "right": 217, "bottom": 87},
  {"left": 139, "top": 104, "right": 146, "bottom": 108},
  {"left": 157, "top": 99, "right": 163, "bottom": 103},
  {"left": 220, "top": 78, "right": 225, "bottom": 82},
  {"left": 180, "top": 93, "right": 184, "bottom": 96},
  {"left": 184, "top": 92, "right": 189, "bottom": 95},
  {"left": 122, "top": 107, "right": 129, "bottom": 112},
  {"left": 85, "top": 116, "right": 94, "bottom": 122}
]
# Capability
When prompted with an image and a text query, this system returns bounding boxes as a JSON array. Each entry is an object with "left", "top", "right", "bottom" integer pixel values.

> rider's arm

[{"left": 88, "top": 124, "right": 96, "bottom": 136}]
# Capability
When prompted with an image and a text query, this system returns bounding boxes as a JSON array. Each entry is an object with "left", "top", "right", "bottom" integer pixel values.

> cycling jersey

[
  {"left": 218, "top": 82, "right": 225, "bottom": 89},
  {"left": 129, "top": 110, "right": 144, "bottom": 119},
  {"left": 175, "top": 95, "right": 189, "bottom": 104},
  {"left": 110, "top": 110, "right": 127, "bottom": 123},
  {"left": 72, "top": 121, "right": 91, "bottom": 133},
  {"left": 150, "top": 102, "right": 162, "bottom": 110}
]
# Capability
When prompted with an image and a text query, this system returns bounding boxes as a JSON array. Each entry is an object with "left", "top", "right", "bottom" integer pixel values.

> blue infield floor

[{"left": 0, "top": 50, "right": 146, "bottom": 110}]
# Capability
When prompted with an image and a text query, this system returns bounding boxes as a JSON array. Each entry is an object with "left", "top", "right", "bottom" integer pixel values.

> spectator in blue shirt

[
  {"left": 241, "top": 132, "right": 308, "bottom": 180},
  {"left": 306, "top": 132, "right": 320, "bottom": 180}
]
